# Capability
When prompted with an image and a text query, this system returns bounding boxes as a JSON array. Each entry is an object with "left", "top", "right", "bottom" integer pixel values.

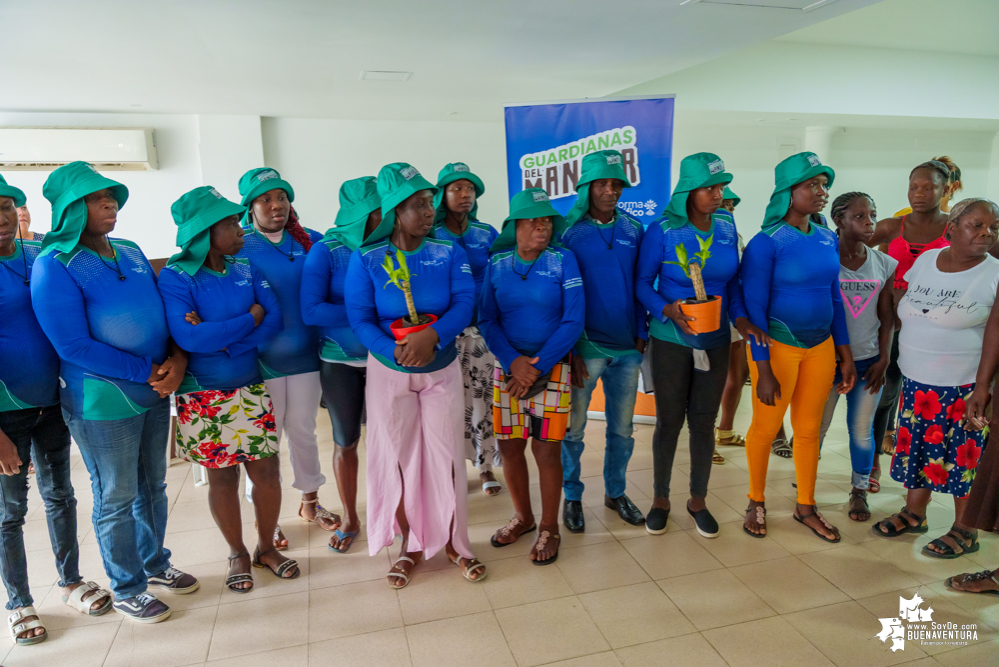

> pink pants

[{"left": 365, "top": 356, "right": 473, "bottom": 559}]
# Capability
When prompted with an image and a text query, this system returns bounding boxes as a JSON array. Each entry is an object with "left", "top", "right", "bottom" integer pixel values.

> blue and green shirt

[
  {"left": 301, "top": 238, "right": 368, "bottom": 364},
  {"left": 432, "top": 219, "right": 499, "bottom": 322}
]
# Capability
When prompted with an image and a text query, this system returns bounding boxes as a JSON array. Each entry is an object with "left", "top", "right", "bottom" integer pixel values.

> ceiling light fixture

[
  {"left": 678, "top": 0, "right": 702, "bottom": 5},
  {"left": 801, "top": 0, "right": 838, "bottom": 11},
  {"left": 359, "top": 71, "right": 412, "bottom": 82}
]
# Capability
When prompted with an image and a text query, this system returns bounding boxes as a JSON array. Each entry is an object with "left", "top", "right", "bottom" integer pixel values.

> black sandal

[
  {"left": 226, "top": 553, "right": 253, "bottom": 593},
  {"left": 922, "top": 525, "right": 980, "bottom": 560},
  {"left": 794, "top": 506, "right": 841, "bottom": 543},
  {"left": 945, "top": 570, "right": 999, "bottom": 596},
  {"left": 743, "top": 504, "right": 766, "bottom": 539},
  {"left": 848, "top": 490, "right": 870, "bottom": 522},
  {"left": 252, "top": 547, "right": 300, "bottom": 579},
  {"left": 873, "top": 507, "right": 928, "bottom": 537}
]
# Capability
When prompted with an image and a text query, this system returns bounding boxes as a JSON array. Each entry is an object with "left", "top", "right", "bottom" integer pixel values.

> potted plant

[
  {"left": 663, "top": 235, "right": 722, "bottom": 334},
  {"left": 382, "top": 249, "right": 438, "bottom": 340}
]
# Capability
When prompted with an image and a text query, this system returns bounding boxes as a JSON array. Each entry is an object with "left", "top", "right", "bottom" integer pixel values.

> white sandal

[
  {"left": 387, "top": 555, "right": 419, "bottom": 589},
  {"left": 481, "top": 481, "right": 501, "bottom": 495},
  {"left": 299, "top": 498, "right": 341, "bottom": 532},
  {"left": 9, "top": 606, "right": 47, "bottom": 646},
  {"left": 62, "top": 581, "right": 113, "bottom": 616}
]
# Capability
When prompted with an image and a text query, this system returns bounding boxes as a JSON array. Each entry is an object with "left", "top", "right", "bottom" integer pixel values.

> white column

[
  {"left": 987, "top": 131, "right": 999, "bottom": 204},
  {"left": 196, "top": 115, "right": 265, "bottom": 201},
  {"left": 803, "top": 126, "right": 843, "bottom": 164}
]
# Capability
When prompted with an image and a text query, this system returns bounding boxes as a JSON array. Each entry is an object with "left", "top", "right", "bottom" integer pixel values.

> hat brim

[
  {"left": 362, "top": 178, "right": 439, "bottom": 247},
  {"left": 177, "top": 198, "right": 247, "bottom": 247},
  {"left": 0, "top": 184, "right": 26, "bottom": 208},
  {"left": 436, "top": 172, "right": 485, "bottom": 197},
  {"left": 674, "top": 171, "right": 733, "bottom": 196},
  {"left": 776, "top": 165, "right": 835, "bottom": 193},
  {"left": 50, "top": 173, "right": 129, "bottom": 223},
  {"left": 492, "top": 203, "right": 567, "bottom": 252},
  {"left": 240, "top": 178, "right": 295, "bottom": 207}
]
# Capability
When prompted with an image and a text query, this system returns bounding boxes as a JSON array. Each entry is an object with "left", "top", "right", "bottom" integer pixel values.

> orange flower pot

[
  {"left": 390, "top": 313, "right": 438, "bottom": 341},
  {"left": 679, "top": 296, "right": 722, "bottom": 334}
]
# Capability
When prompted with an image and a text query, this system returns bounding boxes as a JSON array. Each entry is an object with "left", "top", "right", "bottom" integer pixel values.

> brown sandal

[
  {"left": 530, "top": 530, "right": 560, "bottom": 566},
  {"left": 848, "top": 490, "right": 870, "bottom": 522},
  {"left": 743, "top": 503, "right": 766, "bottom": 538},
  {"left": 794, "top": 506, "right": 840, "bottom": 543},
  {"left": 490, "top": 516, "right": 537, "bottom": 548}
]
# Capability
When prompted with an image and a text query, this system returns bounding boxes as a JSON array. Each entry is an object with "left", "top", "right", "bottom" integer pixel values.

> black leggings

[
  {"left": 872, "top": 331, "right": 902, "bottom": 447},
  {"left": 319, "top": 361, "right": 366, "bottom": 448},
  {"left": 650, "top": 338, "right": 730, "bottom": 499}
]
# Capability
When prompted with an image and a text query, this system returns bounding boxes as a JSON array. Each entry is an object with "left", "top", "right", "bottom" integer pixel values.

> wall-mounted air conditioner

[{"left": 0, "top": 127, "right": 158, "bottom": 171}]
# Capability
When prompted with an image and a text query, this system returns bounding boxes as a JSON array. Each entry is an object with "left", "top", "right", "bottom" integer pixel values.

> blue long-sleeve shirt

[
  {"left": 159, "top": 258, "right": 282, "bottom": 393},
  {"left": 478, "top": 247, "right": 585, "bottom": 374},
  {"left": 0, "top": 240, "right": 60, "bottom": 411},
  {"left": 235, "top": 226, "right": 323, "bottom": 379},
  {"left": 301, "top": 238, "right": 368, "bottom": 364},
  {"left": 636, "top": 214, "right": 747, "bottom": 351},
  {"left": 431, "top": 220, "right": 499, "bottom": 323},
  {"left": 31, "top": 239, "right": 170, "bottom": 420},
  {"left": 345, "top": 238, "right": 474, "bottom": 373},
  {"left": 558, "top": 213, "right": 647, "bottom": 357},
  {"left": 741, "top": 221, "right": 850, "bottom": 361}
]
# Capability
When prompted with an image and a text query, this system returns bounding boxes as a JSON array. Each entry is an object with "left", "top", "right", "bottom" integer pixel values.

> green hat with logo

[
  {"left": 238, "top": 167, "right": 294, "bottom": 224},
  {"left": 660, "top": 152, "right": 733, "bottom": 230},
  {"left": 363, "top": 162, "right": 439, "bottom": 246},
  {"left": 490, "top": 188, "right": 567, "bottom": 252},
  {"left": 433, "top": 162, "right": 485, "bottom": 224},
  {"left": 762, "top": 152, "right": 835, "bottom": 230},
  {"left": 566, "top": 149, "right": 633, "bottom": 225},
  {"left": 0, "top": 174, "right": 26, "bottom": 208},
  {"left": 722, "top": 186, "right": 740, "bottom": 207},
  {"left": 167, "top": 186, "right": 248, "bottom": 276},
  {"left": 325, "top": 176, "right": 381, "bottom": 251},
  {"left": 41, "top": 161, "right": 129, "bottom": 254}
]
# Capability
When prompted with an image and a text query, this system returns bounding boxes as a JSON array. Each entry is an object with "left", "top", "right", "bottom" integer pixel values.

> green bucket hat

[
  {"left": 566, "top": 149, "right": 633, "bottom": 225},
  {"left": 363, "top": 163, "right": 439, "bottom": 246},
  {"left": 433, "top": 162, "right": 485, "bottom": 224},
  {"left": 238, "top": 167, "right": 294, "bottom": 223},
  {"left": 661, "top": 153, "right": 733, "bottom": 230},
  {"left": 490, "top": 188, "right": 568, "bottom": 252},
  {"left": 325, "top": 176, "right": 381, "bottom": 251},
  {"left": 761, "top": 152, "right": 835, "bottom": 230},
  {"left": 41, "top": 161, "right": 129, "bottom": 255},
  {"left": 167, "top": 186, "right": 247, "bottom": 276},
  {"left": 0, "top": 174, "right": 26, "bottom": 208},
  {"left": 722, "top": 187, "right": 740, "bottom": 207}
]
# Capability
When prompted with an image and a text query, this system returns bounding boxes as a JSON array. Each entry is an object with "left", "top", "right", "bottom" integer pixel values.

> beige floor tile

[
  {"left": 542, "top": 653, "right": 623, "bottom": 667},
  {"left": 217, "top": 547, "right": 311, "bottom": 603},
  {"left": 32, "top": 583, "right": 124, "bottom": 631},
  {"left": 495, "top": 596, "right": 610, "bottom": 667},
  {"left": 619, "top": 532, "right": 724, "bottom": 580},
  {"left": 614, "top": 633, "right": 728, "bottom": 667},
  {"left": 559, "top": 509, "right": 619, "bottom": 549},
  {"left": 711, "top": 483, "right": 798, "bottom": 517},
  {"left": 208, "top": 591, "right": 309, "bottom": 660},
  {"left": 925, "top": 580, "right": 999, "bottom": 631},
  {"left": 207, "top": 645, "right": 308, "bottom": 667},
  {"left": 396, "top": 566, "right": 491, "bottom": 625},
  {"left": 2, "top": 621, "right": 120, "bottom": 667},
  {"left": 104, "top": 606, "right": 217, "bottom": 667},
  {"left": 158, "top": 560, "right": 229, "bottom": 612},
  {"left": 703, "top": 616, "right": 834, "bottom": 666},
  {"left": 657, "top": 569, "right": 776, "bottom": 631},
  {"left": 578, "top": 582, "right": 696, "bottom": 649},
  {"left": 164, "top": 526, "right": 233, "bottom": 569},
  {"left": 481, "top": 553, "right": 574, "bottom": 609},
  {"left": 406, "top": 611, "right": 516, "bottom": 667},
  {"left": 471, "top": 517, "right": 540, "bottom": 562},
  {"left": 308, "top": 542, "right": 392, "bottom": 589},
  {"left": 555, "top": 541, "right": 651, "bottom": 594},
  {"left": 166, "top": 500, "right": 221, "bottom": 534},
  {"left": 309, "top": 579, "right": 403, "bottom": 642},
  {"left": 798, "top": 544, "right": 921, "bottom": 599},
  {"left": 730, "top": 555, "right": 850, "bottom": 614},
  {"left": 860, "top": 535, "right": 986, "bottom": 586},
  {"left": 761, "top": 513, "right": 858, "bottom": 555},
  {"left": 691, "top": 520, "right": 793, "bottom": 567},
  {"left": 308, "top": 628, "right": 411, "bottom": 666},
  {"left": 931, "top": 639, "right": 999, "bottom": 666},
  {"left": 784, "top": 600, "right": 928, "bottom": 666}
]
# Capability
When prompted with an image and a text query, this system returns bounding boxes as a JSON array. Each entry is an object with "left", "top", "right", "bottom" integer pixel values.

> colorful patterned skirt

[
  {"left": 889, "top": 377, "right": 986, "bottom": 497},
  {"left": 492, "top": 358, "right": 571, "bottom": 442},
  {"left": 175, "top": 383, "right": 279, "bottom": 469}
]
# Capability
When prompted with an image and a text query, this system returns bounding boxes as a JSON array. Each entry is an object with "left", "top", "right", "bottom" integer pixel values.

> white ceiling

[{"left": 1, "top": 0, "right": 880, "bottom": 122}]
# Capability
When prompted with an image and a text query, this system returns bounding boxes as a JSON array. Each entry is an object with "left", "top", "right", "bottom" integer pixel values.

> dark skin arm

[
  {"left": 965, "top": 300, "right": 999, "bottom": 430},
  {"left": 0, "top": 427, "right": 22, "bottom": 476},
  {"left": 835, "top": 344, "right": 857, "bottom": 395},
  {"left": 150, "top": 339, "right": 188, "bottom": 397},
  {"left": 869, "top": 216, "right": 902, "bottom": 252},
  {"left": 863, "top": 269, "right": 896, "bottom": 393}
]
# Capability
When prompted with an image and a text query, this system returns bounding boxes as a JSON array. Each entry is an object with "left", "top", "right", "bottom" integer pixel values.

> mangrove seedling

[
  {"left": 381, "top": 250, "right": 425, "bottom": 325},
  {"left": 664, "top": 234, "right": 713, "bottom": 302}
]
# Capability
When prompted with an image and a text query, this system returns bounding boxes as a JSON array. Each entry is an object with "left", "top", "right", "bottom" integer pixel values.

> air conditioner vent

[
  {"left": 683, "top": 0, "right": 838, "bottom": 11},
  {"left": 0, "top": 127, "right": 158, "bottom": 171}
]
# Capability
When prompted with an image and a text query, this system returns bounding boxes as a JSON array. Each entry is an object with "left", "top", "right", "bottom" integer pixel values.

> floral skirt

[
  {"left": 889, "top": 377, "right": 986, "bottom": 497},
  {"left": 175, "top": 383, "right": 279, "bottom": 469},
  {"left": 457, "top": 327, "right": 500, "bottom": 469}
]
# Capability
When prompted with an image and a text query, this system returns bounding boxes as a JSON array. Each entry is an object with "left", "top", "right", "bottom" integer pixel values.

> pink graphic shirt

[{"left": 837, "top": 248, "right": 898, "bottom": 361}]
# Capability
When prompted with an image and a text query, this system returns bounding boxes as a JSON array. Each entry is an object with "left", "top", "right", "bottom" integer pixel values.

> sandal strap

[
  {"left": 313, "top": 506, "right": 340, "bottom": 522},
  {"left": 394, "top": 556, "right": 416, "bottom": 566},
  {"left": 275, "top": 559, "right": 299, "bottom": 578},
  {"left": 226, "top": 573, "right": 253, "bottom": 585},
  {"left": 499, "top": 517, "right": 525, "bottom": 536},
  {"left": 949, "top": 525, "right": 977, "bottom": 544},
  {"left": 228, "top": 552, "right": 251, "bottom": 561},
  {"left": 257, "top": 547, "right": 278, "bottom": 560},
  {"left": 67, "top": 581, "right": 108, "bottom": 609},
  {"left": 899, "top": 506, "right": 925, "bottom": 526},
  {"left": 301, "top": 498, "right": 318, "bottom": 505}
]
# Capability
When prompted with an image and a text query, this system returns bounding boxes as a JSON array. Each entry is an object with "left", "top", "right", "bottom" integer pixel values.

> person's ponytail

[{"left": 284, "top": 206, "right": 313, "bottom": 252}]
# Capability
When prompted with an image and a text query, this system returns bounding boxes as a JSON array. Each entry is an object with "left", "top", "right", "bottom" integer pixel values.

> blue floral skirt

[{"left": 889, "top": 377, "right": 987, "bottom": 497}]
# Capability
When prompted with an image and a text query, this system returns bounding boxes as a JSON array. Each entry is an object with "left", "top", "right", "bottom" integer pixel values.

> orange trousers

[{"left": 746, "top": 338, "right": 836, "bottom": 506}]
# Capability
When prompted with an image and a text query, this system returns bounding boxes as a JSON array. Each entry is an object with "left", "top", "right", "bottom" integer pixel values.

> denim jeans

[
  {"left": 63, "top": 399, "right": 172, "bottom": 600},
  {"left": 562, "top": 352, "right": 642, "bottom": 501},
  {"left": 818, "top": 356, "right": 883, "bottom": 490},
  {"left": 0, "top": 405, "right": 79, "bottom": 610}
]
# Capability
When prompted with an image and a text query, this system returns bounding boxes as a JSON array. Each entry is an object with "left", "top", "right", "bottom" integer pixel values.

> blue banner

[{"left": 503, "top": 96, "right": 674, "bottom": 222}]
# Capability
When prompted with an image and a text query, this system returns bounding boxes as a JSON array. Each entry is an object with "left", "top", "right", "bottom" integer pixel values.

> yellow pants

[{"left": 746, "top": 338, "right": 836, "bottom": 505}]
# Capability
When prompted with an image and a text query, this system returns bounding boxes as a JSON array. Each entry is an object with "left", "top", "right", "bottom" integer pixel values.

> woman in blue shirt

[
  {"left": 301, "top": 176, "right": 382, "bottom": 554},
  {"left": 345, "top": 163, "right": 484, "bottom": 588},
  {"left": 159, "top": 186, "right": 294, "bottom": 593},
  {"left": 479, "top": 188, "right": 584, "bottom": 566},
  {"left": 236, "top": 168, "right": 339, "bottom": 549}
]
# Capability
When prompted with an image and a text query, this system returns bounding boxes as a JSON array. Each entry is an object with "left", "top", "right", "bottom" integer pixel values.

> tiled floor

[{"left": 8, "top": 388, "right": 998, "bottom": 666}]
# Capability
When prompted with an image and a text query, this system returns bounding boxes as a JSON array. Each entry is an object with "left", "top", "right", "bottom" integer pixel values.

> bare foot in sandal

[
  {"left": 227, "top": 553, "right": 253, "bottom": 591},
  {"left": 946, "top": 569, "right": 999, "bottom": 595},
  {"left": 490, "top": 516, "right": 536, "bottom": 547},
  {"left": 388, "top": 551, "right": 423, "bottom": 588},
  {"left": 446, "top": 544, "right": 487, "bottom": 580},
  {"left": 480, "top": 470, "right": 502, "bottom": 496},
  {"left": 744, "top": 501, "right": 766, "bottom": 537},
  {"left": 62, "top": 581, "right": 111, "bottom": 614},
  {"left": 255, "top": 547, "right": 299, "bottom": 578},
  {"left": 529, "top": 525, "right": 560, "bottom": 565},
  {"left": 273, "top": 525, "right": 289, "bottom": 551},
  {"left": 299, "top": 493, "right": 341, "bottom": 531},
  {"left": 848, "top": 489, "right": 871, "bottom": 522},
  {"left": 795, "top": 503, "right": 840, "bottom": 542}
]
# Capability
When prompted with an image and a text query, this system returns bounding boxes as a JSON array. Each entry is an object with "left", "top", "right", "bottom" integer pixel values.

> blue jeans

[
  {"left": 818, "top": 356, "right": 883, "bottom": 490},
  {"left": 0, "top": 405, "right": 79, "bottom": 610},
  {"left": 562, "top": 353, "right": 642, "bottom": 501},
  {"left": 63, "top": 399, "right": 172, "bottom": 600}
]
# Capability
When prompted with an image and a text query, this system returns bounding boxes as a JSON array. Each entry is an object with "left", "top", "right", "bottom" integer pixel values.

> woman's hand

[
  {"left": 836, "top": 358, "right": 857, "bottom": 395},
  {"left": 663, "top": 301, "right": 696, "bottom": 336},
  {"left": 964, "top": 386, "right": 991, "bottom": 431},
  {"left": 151, "top": 355, "right": 186, "bottom": 397},
  {"left": 635, "top": 338, "right": 647, "bottom": 355},
  {"left": 395, "top": 327, "right": 439, "bottom": 367},
  {"left": 755, "top": 363, "right": 781, "bottom": 406},
  {"left": 734, "top": 317, "right": 771, "bottom": 348},
  {"left": 570, "top": 355, "right": 589, "bottom": 389},
  {"left": 863, "top": 358, "right": 889, "bottom": 394},
  {"left": 505, "top": 375, "right": 528, "bottom": 399},
  {"left": 0, "top": 430, "right": 22, "bottom": 476},
  {"left": 185, "top": 311, "right": 202, "bottom": 325},
  {"left": 249, "top": 304, "right": 266, "bottom": 327},
  {"left": 511, "top": 356, "right": 541, "bottom": 388}
]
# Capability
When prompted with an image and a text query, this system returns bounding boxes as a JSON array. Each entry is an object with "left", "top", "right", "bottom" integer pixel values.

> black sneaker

[
  {"left": 113, "top": 593, "right": 172, "bottom": 623},
  {"left": 646, "top": 506, "right": 670, "bottom": 535},
  {"left": 687, "top": 503, "right": 719, "bottom": 539},
  {"left": 148, "top": 567, "right": 200, "bottom": 594}
]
